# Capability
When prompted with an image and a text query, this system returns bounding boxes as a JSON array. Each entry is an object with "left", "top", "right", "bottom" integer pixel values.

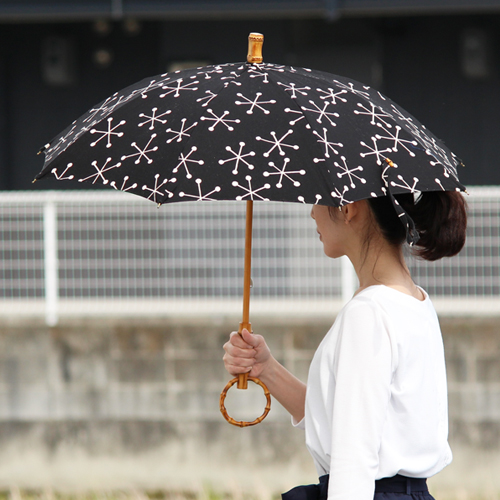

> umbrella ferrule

[{"left": 247, "top": 33, "right": 264, "bottom": 64}]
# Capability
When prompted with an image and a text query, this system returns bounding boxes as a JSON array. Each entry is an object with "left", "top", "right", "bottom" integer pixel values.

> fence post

[
  {"left": 341, "top": 255, "right": 357, "bottom": 303},
  {"left": 43, "top": 199, "right": 58, "bottom": 326}
]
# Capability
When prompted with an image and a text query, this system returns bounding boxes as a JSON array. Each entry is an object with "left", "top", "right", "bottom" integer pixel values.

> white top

[{"left": 293, "top": 285, "right": 452, "bottom": 500}]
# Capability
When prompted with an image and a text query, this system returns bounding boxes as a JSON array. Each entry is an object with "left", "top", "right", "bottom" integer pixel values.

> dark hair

[{"left": 367, "top": 191, "right": 467, "bottom": 261}]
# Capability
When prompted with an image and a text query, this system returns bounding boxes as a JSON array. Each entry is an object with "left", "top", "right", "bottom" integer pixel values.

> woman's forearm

[{"left": 259, "top": 356, "right": 306, "bottom": 423}]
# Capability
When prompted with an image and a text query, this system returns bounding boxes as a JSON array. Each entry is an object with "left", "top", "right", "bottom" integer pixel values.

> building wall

[{"left": 0, "top": 315, "right": 499, "bottom": 494}]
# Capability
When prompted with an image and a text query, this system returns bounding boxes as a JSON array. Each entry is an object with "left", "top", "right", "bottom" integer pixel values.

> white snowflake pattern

[
  {"left": 333, "top": 80, "right": 371, "bottom": 99},
  {"left": 232, "top": 176, "right": 271, "bottom": 201},
  {"left": 375, "top": 124, "right": 418, "bottom": 156},
  {"left": 59, "top": 123, "right": 77, "bottom": 143},
  {"left": 376, "top": 90, "right": 388, "bottom": 101},
  {"left": 390, "top": 174, "right": 421, "bottom": 194},
  {"left": 110, "top": 176, "right": 138, "bottom": 192},
  {"left": 276, "top": 82, "right": 311, "bottom": 98},
  {"left": 90, "top": 117, "right": 126, "bottom": 148},
  {"left": 316, "top": 87, "right": 348, "bottom": 105},
  {"left": 298, "top": 194, "right": 323, "bottom": 205},
  {"left": 235, "top": 92, "right": 276, "bottom": 115},
  {"left": 173, "top": 146, "right": 204, "bottom": 179},
  {"left": 429, "top": 155, "right": 456, "bottom": 179},
  {"left": 330, "top": 185, "right": 353, "bottom": 206},
  {"left": 160, "top": 78, "right": 199, "bottom": 98},
  {"left": 196, "top": 66, "right": 224, "bottom": 79},
  {"left": 312, "top": 128, "right": 343, "bottom": 158},
  {"left": 360, "top": 136, "right": 393, "bottom": 165},
  {"left": 78, "top": 157, "right": 122, "bottom": 184},
  {"left": 102, "top": 94, "right": 134, "bottom": 115},
  {"left": 120, "top": 134, "right": 159, "bottom": 165},
  {"left": 166, "top": 118, "right": 199, "bottom": 143},
  {"left": 200, "top": 109, "right": 241, "bottom": 131},
  {"left": 434, "top": 178, "right": 446, "bottom": 191},
  {"left": 138, "top": 108, "right": 172, "bottom": 130},
  {"left": 221, "top": 71, "right": 243, "bottom": 87},
  {"left": 218, "top": 142, "right": 256, "bottom": 174},
  {"left": 284, "top": 108, "right": 311, "bottom": 128},
  {"left": 263, "top": 158, "right": 306, "bottom": 188},
  {"left": 258, "top": 64, "right": 287, "bottom": 73},
  {"left": 247, "top": 68, "right": 269, "bottom": 83},
  {"left": 407, "top": 127, "right": 458, "bottom": 179},
  {"left": 301, "top": 100, "right": 339, "bottom": 126},
  {"left": 391, "top": 107, "right": 458, "bottom": 177},
  {"left": 390, "top": 104, "right": 416, "bottom": 128},
  {"left": 256, "top": 129, "right": 299, "bottom": 157},
  {"left": 179, "top": 178, "right": 222, "bottom": 201},
  {"left": 131, "top": 79, "right": 164, "bottom": 99},
  {"left": 196, "top": 90, "right": 218, "bottom": 108},
  {"left": 48, "top": 124, "right": 78, "bottom": 158},
  {"left": 334, "top": 156, "right": 366, "bottom": 189},
  {"left": 51, "top": 163, "right": 75, "bottom": 181},
  {"left": 354, "top": 102, "right": 393, "bottom": 127},
  {"left": 83, "top": 99, "right": 115, "bottom": 123},
  {"left": 77, "top": 119, "right": 100, "bottom": 137},
  {"left": 142, "top": 174, "right": 176, "bottom": 202},
  {"left": 370, "top": 188, "right": 387, "bottom": 198}
]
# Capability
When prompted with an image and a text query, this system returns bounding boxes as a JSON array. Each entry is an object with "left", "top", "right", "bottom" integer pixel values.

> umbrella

[{"left": 35, "top": 33, "right": 465, "bottom": 427}]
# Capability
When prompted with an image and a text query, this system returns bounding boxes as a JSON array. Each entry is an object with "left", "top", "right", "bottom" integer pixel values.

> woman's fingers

[
  {"left": 224, "top": 343, "right": 256, "bottom": 358},
  {"left": 224, "top": 363, "right": 252, "bottom": 375},
  {"left": 239, "top": 328, "right": 260, "bottom": 346},
  {"left": 223, "top": 349, "right": 254, "bottom": 376},
  {"left": 223, "top": 330, "right": 258, "bottom": 375},
  {"left": 223, "top": 328, "right": 271, "bottom": 378},
  {"left": 228, "top": 329, "right": 256, "bottom": 348}
]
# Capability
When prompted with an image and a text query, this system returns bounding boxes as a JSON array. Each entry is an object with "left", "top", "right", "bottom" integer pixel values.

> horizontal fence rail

[{"left": 0, "top": 188, "right": 498, "bottom": 324}]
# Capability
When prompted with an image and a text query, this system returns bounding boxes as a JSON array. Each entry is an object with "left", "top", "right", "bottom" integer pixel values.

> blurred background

[{"left": 0, "top": 1, "right": 500, "bottom": 499}]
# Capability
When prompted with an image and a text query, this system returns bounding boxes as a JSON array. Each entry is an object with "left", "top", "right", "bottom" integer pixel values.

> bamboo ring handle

[{"left": 219, "top": 376, "right": 271, "bottom": 427}]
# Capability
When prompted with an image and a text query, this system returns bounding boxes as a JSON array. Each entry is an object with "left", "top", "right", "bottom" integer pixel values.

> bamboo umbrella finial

[{"left": 247, "top": 33, "right": 264, "bottom": 64}]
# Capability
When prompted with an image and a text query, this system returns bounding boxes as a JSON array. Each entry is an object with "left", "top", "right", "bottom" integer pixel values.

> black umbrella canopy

[{"left": 36, "top": 52, "right": 465, "bottom": 209}]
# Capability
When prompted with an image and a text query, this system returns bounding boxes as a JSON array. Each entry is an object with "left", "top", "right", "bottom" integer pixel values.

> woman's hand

[
  {"left": 223, "top": 328, "right": 307, "bottom": 422},
  {"left": 223, "top": 328, "right": 272, "bottom": 379}
]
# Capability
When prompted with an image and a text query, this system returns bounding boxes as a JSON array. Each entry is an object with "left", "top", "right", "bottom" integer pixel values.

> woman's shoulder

[
  {"left": 351, "top": 284, "right": 432, "bottom": 310},
  {"left": 340, "top": 285, "right": 439, "bottom": 337},
  {"left": 336, "top": 285, "right": 437, "bottom": 332}
]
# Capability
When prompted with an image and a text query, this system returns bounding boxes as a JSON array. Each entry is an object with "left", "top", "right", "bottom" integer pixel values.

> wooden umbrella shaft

[
  {"left": 219, "top": 34, "right": 272, "bottom": 426},
  {"left": 237, "top": 200, "right": 253, "bottom": 389},
  {"left": 219, "top": 197, "right": 272, "bottom": 427}
]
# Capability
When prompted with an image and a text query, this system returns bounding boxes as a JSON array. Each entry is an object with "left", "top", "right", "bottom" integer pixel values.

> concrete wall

[{"left": 0, "top": 315, "right": 499, "bottom": 496}]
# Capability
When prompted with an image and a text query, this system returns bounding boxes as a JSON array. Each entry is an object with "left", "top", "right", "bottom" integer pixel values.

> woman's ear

[{"left": 342, "top": 202, "right": 357, "bottom": 223}]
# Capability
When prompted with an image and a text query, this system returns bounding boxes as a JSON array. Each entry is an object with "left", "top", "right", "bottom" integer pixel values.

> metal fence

[{"left": 0, "top": 187, "right": 498, "bottom": 325}]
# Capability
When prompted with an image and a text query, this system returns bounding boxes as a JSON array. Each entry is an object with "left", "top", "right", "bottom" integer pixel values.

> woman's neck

[{"left": 349, "top": 239, "right": 423, "bottom": 300}]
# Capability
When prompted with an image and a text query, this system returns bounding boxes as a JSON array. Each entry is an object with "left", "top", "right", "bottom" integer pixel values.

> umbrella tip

[
  {"left": 37, "top": 143, "right": 51, "bottom": 155},
  {"left": 247, "top": 33, "right": 264, "bottom": 64}
]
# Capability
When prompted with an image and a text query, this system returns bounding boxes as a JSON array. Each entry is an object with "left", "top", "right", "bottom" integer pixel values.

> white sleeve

[
  {"left": 327, "top": 298, "right": 395, "bottom": 500},
  {"left": 291, "top": 415, "right": 306, "bottom": 430}
]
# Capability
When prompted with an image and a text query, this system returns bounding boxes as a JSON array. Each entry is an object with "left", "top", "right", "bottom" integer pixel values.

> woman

[{"left": 223, "top": 191, "right": 467, "bottom": 500}]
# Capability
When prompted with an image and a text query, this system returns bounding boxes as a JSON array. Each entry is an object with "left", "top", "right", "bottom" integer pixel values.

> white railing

[{"left": 0, "top": 187, "right": 498, "bottom": 325}]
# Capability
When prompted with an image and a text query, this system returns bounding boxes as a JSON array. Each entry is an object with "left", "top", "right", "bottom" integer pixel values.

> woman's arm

[{"left": 223, "top": 328, "right": 306, "bottom": 423}]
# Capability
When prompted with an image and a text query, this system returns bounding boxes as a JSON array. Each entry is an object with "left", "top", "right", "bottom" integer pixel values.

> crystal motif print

[{"left": 38, "top": 62, "right": 465, "bottom": 207}]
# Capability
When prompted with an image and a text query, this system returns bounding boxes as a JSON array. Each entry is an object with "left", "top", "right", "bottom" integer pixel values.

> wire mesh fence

[{"left": 0, "top": 187, "right": 498, "bottom": 324}]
